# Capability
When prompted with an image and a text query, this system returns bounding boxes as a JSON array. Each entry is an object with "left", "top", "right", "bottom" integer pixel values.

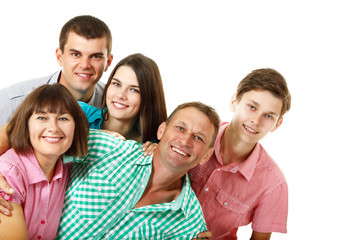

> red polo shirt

[{"left": 189, "top": 122, "right": 288, "bottom": 239}]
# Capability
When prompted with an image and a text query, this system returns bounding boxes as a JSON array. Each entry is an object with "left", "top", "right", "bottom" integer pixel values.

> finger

[
  {"left": 0, "top": 197, "right": 12, "bottom": 214},
  {"left": 0, "top": 174, "right": 14, "bottom": 195}
]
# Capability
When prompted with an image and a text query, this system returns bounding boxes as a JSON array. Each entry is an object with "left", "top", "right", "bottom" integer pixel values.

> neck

[
  {"left": 220, "top": 125, "right": 256, "bottom": 165},
  {"left": 36, "top": 155, "right": 59, "bottom": 182},
  {"left": 134, "top": 151, "right": 184, "bottom": 208},
  {"left": 102, "top": 116, "right": 141, "bottom": 142},
  {"left": 58, "top": 75, "right": 94, "bottom": 103}
]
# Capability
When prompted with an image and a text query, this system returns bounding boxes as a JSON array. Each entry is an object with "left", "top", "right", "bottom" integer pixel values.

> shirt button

[
  {"left": 41, "top": 220, "right": 45, "bottom": 224},
  {"left": 223, "top": 202, "right": 228, "bottom": 206},
  {"left": 217, "top": 168, "right": 221, "bottom": 171},
  {"left": 204, "top": 187, "right": 209, "bottom": 192}
]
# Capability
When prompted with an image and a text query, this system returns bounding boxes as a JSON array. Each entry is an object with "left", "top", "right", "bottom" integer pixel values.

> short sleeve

[
  {"left": 251, "top": 181, "right": 288, "bottom": 233},
  {"left": 78, "top": 101, "right": 103, "bottom": 129},
  {"left": 0, "top": 159, "right": 27, "bottom": 205}
]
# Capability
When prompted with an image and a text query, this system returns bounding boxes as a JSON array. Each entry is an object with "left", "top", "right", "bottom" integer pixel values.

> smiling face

[
  {"left": 155, "top": 107, "right": 215, "bottom": 174},
  {"left": 56, "top": 32, "right": 113, "bottom": 100},
  {"left": 105, "top": 65, "right": 142, "bottom": 123},
  {"left": 28, "top": 109, "right": 75, "bottom": 164},
  {"left": 229, "top": 89, "right": 283, "bottom": 146}
]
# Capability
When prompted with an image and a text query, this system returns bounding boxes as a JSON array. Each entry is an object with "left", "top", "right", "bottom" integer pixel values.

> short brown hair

[
  {"left": 167, "top": 102, "right": 220, "bottom": 147},
  {"left": 7, "top": 84, "right": 89, "bottom": 157},
  {"left": 59, "top": 15, "right": 112, "bottom": 56},
  {"left": 236, "top": 68, "right": 291, "bottom": 117},
  {"left": 102, "top": 53, "right": 167, "bottom": 143}
]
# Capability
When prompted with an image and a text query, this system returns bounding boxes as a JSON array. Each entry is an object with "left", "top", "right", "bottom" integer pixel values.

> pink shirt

[
  {"left": 0, "top": 148, "right": 71, "bottom": 240},
  {"left": 189, "top": 122, "right": 288, "bottom": 239}
]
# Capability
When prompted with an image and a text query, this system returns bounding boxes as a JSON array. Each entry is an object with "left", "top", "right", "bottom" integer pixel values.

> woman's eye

[
  {"left": 37, "top": 116, "right": 46, "bottom": 120},
  {"left": 59, "top": 117, "right": 69, "bottom": 121},
  {"left": 131, "top": 88, "right": 140, "bottom": 93}
]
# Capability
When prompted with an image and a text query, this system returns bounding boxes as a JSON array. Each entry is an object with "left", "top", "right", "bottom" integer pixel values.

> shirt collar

[
  {"left": 22, "top": 150, "right": 65, "bottom": 184},
  {"left": 131, "top": 174, "right": 193, "bottom": 218},
  {"left": 214, "top": 122, "right": 262, "bottom": 181}
]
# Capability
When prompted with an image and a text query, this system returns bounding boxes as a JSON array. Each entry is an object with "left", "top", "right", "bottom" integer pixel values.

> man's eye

[
  {"left": 265, "top": 114, "right": 272, "bottom": 119},
  {"left": 72, "top": 53, "right": 80, "bottom": 57},
  {"left": 194, "top": 136, "right": 204, "bottom": 142},
  {"left": 177, "top": 126, "right": 184, "bottom": 131},
  {"left": 249, "top": 105, "right": 255, "bottom": 110}
]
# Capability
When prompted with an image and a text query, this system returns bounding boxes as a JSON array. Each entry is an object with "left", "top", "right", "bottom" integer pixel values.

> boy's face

[
  {"left": 230, "top": 90, "right": 283, "bottom": 145},
  {"left": 56, "top": 32, "right": 113, "bottom": 96}
]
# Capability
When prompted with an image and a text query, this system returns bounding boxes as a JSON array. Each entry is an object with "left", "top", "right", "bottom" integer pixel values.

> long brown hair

[{"left": 102, "top": 53, "right": 167, "bottom": 143}]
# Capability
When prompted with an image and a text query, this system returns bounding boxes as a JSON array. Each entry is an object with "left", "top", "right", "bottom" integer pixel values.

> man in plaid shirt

[{"left": 55, "top": 102, "right": 220, "bottom": 239}]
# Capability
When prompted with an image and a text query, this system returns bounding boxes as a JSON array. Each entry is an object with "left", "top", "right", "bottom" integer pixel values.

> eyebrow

[
  {"left": 112, "top": 78, "right": 140, "bottom": 88},
  {"left": 69, "top": 49, "right": 105, "bottom": 56},
  {"left": 177, "top": 121, "right": 208, "bottom": 141},
  {"left": 247, "top": 99, "right": 279, "bottom": 116}
]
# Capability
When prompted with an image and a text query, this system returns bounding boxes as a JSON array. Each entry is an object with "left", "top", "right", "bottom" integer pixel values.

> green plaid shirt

[{"left": 56, "top": 129, "right": 207, "bottom": 239}]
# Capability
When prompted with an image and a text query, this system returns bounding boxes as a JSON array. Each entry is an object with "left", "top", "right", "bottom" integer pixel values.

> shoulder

[{"left": 257, "top": 144, "right": 287, "bottom": 182}]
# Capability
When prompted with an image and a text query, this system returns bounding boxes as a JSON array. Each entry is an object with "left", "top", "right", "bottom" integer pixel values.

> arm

[
  {"left": 0, "top": 123, "right": 10, "bottom": 156},
  {"left": 250, "top": 231, "right": 271, "bottom": 240},
  {"left": 0, "top": 202, "right": 28, "bottom": 239}
]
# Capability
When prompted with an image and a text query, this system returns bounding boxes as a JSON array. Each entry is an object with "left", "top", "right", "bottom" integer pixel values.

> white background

[{"left": 1, "top": 1, "right": 359, "bottom": 239}]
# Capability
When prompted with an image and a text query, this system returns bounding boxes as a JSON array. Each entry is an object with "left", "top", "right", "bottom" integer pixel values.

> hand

[
  {"left": 192, "top": 231, "right": 212, "bottom": 239},
  {"left": 101, "top": 130, "right": 126, "bottom": 140},
  {"left": 142, "top": 141, "right": 157, "bottom": 156},
  {"left": 0, "top": 173, "right": 14, "bottom": 220}
]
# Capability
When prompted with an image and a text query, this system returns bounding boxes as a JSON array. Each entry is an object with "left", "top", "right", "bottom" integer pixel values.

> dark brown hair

[
  {"left": 102, "top": 53, "right": 167, "bottom": 143},
  {"left": 7, "top": 84, "right": 89, "bottom": 156},
  {"left": 166, "top": 102, "right": 220, "bottom": 147},
  {"left": 236, "top": 68, "right": 291, "bottom": 117},
  {"left": 59, "top": 15, "right": 112, "bottom": 56}
]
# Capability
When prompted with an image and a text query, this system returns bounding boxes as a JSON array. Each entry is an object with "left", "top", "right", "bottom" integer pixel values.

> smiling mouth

[
  {"left": 76, "top": 73, "right": 92, "bottom": 78},
  {"left": 171, "top": 146, "right": 190, "bottom": 157},
  {"left": 112, "top": 102, "right": 127, "bottom": 109},
  {"left": 43, "top": 137, "right": 62, "bottom": 143},
  {"left": 243, "top": 125, "right": 259, "bottom": 134}
]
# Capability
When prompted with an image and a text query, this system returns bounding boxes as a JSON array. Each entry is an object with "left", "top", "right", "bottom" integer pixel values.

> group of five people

[{"left": 0, "top": 15, "right": 290, "bottom": 239}]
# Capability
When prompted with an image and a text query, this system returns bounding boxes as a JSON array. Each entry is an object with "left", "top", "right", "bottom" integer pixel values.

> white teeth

[
  {"left": 44, "top": 137, "right": 61, "bottom": 143},
  {"left": 113, "top": 102, "right": 126, "bottom": 109},
  {"left": 172, "top": 147, "right": 187, "bottom": 156},
  {"left": 77, "top": 73, "right": 90, "bottom": 77},
  {"left": 244, "top": 125, "right": 257, "bottom": 133}
]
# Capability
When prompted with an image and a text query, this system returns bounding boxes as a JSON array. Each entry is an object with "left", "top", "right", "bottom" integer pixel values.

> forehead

[
  {"left": 241, "top": 90, "right": 283, "bottom": 115},
  {"left": 64, "top": 32, "right": 109, "bottom": 54},
  {"left": 113, "top": 66, "right": 138, "bottom": 84}
]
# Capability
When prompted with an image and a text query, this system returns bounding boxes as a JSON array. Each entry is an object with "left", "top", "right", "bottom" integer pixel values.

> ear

[
  {"left": 157, "top": 122, "right": 167, "bottom": 141},
  {"left": 104, "top": 54, "right": 114, "bottom": 72},
  {"left": 56, "top": 48, "right": 63, "bottom": 66},
  {"left": 271, "top": 116, "right": 283, "bottom": 132},
  {"left": 199, "top": 147, "right": 214, "bottom": 165},
  {"left": 230, "top": 93, "right": 237, "bottom": 112}
]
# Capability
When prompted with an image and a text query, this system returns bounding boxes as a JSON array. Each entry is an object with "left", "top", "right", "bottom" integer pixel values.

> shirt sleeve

[
  {"left": 0, "top": 159, "right": 26, "bottom": 205},
  {"left": 251, "top": 181, "right": 288, "bottom": 233},
  {"left": 77, "top": 101, "right": 103, "bottom": 129},
  {"left": 0, "top": 87, "right": 23, "bottom": 126},
  {"left": 63, "top": 129, "right": 122, "bottom": 164}
]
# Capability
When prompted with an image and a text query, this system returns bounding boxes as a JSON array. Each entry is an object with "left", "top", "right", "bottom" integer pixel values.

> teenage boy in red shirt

[{"left": 191, "top": 68, "right": 291, "bottom": 240}]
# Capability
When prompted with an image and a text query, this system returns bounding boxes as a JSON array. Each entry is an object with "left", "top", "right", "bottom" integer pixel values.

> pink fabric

[
  {"left": 189, "top": 122, "right": 288, "bottom": 239},
  {"left": 0, "top": 148, "right": 71, "bottom": 240}
]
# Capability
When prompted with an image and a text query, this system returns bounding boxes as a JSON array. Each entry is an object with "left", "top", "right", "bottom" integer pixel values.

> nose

[
  {"left": 78, "top": 57, "right": 91, "bottom": 69},
  {"left": 179, "top": 133, "right": 192, "bottom": 147},
  {"left": 250, "top": 113, "right": 261, "bottom": 126},
  {"left": 48, "top": 118, "right": 60, "bottom": 132},
  {"left": 115, "top": 87, "right": 127, "bottom": 100}
]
